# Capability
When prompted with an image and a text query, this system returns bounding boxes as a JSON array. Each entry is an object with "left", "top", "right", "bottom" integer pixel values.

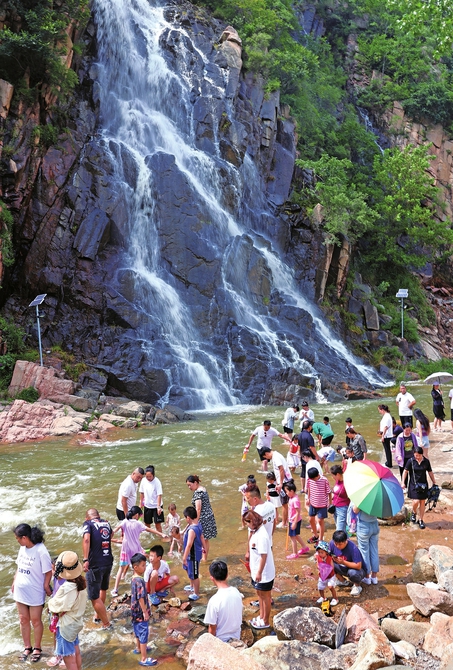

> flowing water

[
  {"left": 91, "top": 0, "right": 385, "bottom": 410},
  {"left": 0, "top": 384, "right": 436, "bottom": 668}
]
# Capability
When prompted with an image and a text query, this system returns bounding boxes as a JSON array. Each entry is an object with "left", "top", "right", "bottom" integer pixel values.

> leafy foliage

[
  {"left": 0, "top": 0, "right": 89, "bottom": 92},
  {"left": 16, "top": 386, "right": 40, "bottom": 403},
  {"left": 0, "top": 199, "right": 15, "bottom": 267}
]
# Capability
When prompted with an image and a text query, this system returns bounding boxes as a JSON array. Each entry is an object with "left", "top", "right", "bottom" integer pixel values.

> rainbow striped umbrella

[{"left": 343, "top": 459, "right": 404, "bottom": 519}]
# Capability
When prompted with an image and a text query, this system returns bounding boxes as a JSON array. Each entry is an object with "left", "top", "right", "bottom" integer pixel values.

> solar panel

[{"left": 29, "top": 294, "right": 47, "bottom": 308}]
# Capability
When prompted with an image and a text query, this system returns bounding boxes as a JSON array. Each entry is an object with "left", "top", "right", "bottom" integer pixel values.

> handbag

[{"left": 412, "top": 459, "right": 427, "bottom": 494}]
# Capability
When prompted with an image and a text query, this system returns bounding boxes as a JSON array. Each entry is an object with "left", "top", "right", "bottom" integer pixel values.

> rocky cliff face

[{"left": 0, "top": 0, "right": 381, "bottom": 408}]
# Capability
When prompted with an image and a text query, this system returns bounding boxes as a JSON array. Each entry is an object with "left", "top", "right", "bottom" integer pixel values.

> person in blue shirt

[{"left": 328, "top": 530, "right": 368, "bottom": 597}]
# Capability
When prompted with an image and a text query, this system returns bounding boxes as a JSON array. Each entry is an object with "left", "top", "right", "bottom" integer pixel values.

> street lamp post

[
  {"left": 29, "top": 294, "right": 47, "bottom": 366},
  {"left": 395, "top": 289, "right": 408, "bottom": 339}
]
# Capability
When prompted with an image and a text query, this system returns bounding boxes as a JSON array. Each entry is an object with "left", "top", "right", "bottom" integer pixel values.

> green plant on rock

[
  {"left": 0, "top": 199, "right": 15, "bottom": 267},
  {"left": 16, "top": 386, "right": 39, "bottom": 403}
]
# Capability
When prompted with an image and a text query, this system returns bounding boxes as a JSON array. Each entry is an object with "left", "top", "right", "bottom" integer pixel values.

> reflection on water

[{"left": 0, "top": 384, "right": 434, "bottom": 667}]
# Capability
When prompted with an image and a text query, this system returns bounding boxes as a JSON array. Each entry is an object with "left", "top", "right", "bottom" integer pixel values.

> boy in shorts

[
  {"left": 182, "top": 506, "right": 207, "bottom": 602},
  {"left": 130, "top": 553, "right": 157, "bottom": 667},
  {"left": 144, "top": 545, "right": 179, "bottom": 605},
  {"left": 306, "top": 467, "right": 331, "bottom": 544}
]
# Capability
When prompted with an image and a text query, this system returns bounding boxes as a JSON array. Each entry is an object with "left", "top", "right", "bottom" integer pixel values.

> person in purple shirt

[{"left": 328, "top": 530, "right": 368, "bottom": 596}]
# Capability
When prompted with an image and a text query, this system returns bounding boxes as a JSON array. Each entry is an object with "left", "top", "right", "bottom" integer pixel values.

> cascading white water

[{"left": 92, "top": 0, "right": 384, "bottom": 409}]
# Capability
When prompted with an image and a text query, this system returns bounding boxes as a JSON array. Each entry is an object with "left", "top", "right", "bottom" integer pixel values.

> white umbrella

[{"left": 424, "top": 372, "right": 453, "bottom": 384}]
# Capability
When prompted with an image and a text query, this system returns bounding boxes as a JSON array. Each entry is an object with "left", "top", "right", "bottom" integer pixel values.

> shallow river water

[{"left": 0, "top": 384, "right": 437, "bottom": 668}]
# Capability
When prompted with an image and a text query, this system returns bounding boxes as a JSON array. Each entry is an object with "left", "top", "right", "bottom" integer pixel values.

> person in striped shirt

[{"left": 306, "top": 468, "right": 332, "bottom": 544}]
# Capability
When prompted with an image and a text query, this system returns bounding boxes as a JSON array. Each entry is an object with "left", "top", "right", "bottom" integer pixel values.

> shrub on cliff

[
  {"left": 16, "top": 386, "right": 39, "bottom": 403},
  {"left": 0, "top": 0, "right": 89, "bottom": 91}
]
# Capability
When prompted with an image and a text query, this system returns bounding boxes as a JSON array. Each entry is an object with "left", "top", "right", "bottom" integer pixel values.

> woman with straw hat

[{"left": 48, "top": 551, "right": 87, "bottom": 670}]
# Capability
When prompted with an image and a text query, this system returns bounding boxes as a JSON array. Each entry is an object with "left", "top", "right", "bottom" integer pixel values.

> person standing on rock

[
  {"left": 394, "top": 423, "right": 419, "bottom": 480},
  {"left": 139, "top": 466, "right": 164, "bottom": 534},
  {"left": 244, "top": 484, "right": 276, "bottom": 542},
  {"left": 243, "top": 510, "right": 275, "bottom": 630},
  {"left": 81, "top": 508, "right": 113, "bottom": 629},
  {"left": 396, "top": 384, "right": 416, "bottom": 428},
  {"left": 116, "top": 468, "right": 145, "bottom": 520},
  {"left": 282, "top": 403, "right": 299, "bottom": 436},
  {"left": 244, "top": 420, "right": 291, "bottom": 473}
]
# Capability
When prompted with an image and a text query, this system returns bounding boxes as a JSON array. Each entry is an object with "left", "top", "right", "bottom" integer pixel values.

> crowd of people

[{"left": 10, "top": 383, "right": 443, "bottom": 663}]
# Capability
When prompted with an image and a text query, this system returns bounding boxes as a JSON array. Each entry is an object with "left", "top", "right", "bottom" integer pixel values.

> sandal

[
  {"left": 30, "top": 648, "right": 42, "bottom": 663},
  {"left": 249, "top": 617, "right": 270, "bottom": 630},
  {"left": 19, "top": 648, "right": 33, "bottom": 661}
]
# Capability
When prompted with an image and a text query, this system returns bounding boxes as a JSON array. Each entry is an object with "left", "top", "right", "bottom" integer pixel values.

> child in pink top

[
  {"left": 111, "top": 505, "right": 166, "bottom": 596},
  {"left": 315, "top": 540, "right": 338, "bottom": 606},
  {"left": 282, "top": 482, "right": 309, "bottom": 559}
]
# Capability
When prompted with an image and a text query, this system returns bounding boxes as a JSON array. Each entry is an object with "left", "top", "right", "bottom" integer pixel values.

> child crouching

[{"left": 315, "top": 540, "right": 338, "bottom": 607}]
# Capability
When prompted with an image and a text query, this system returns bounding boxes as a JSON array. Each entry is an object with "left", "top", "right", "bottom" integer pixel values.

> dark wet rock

[{"left": 273, "top": 606, "right": 337, "bottom": 648}]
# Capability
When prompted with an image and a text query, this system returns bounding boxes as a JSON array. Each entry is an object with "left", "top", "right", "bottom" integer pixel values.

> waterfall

[{"left": 92, "top": 0, "right": 384, "bottom": 409}]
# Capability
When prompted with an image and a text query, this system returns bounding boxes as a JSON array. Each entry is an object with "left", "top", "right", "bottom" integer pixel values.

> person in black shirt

[
  {"left": 82, "top": 508, "right": 114, "bottom": 628},
  {"left": 296, "top": 421, "right": 319, "bottom": 493}
]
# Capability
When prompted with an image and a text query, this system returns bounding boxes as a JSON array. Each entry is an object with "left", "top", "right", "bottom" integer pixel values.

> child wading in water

[
  {"left": 283, "top": 482, "right": 309, "bottom": 559},
  {"left": 315, "top": 540, "right": 338, "bottom": 607},
  {"left": 166, "top": 504, "right": 181, "bottom": 555},
  {"left": 130, "top": 553, "right": 157, "bottom": 667}
]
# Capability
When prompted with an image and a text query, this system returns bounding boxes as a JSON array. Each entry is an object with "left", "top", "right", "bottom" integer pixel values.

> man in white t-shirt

[
  {"left": 245, "top": 420, "right": 290, "bottom": 472},
  {"left": 139, "top": 465, "right": 164, "bottom": 532},
  {"left": 282, "top": 404, "right": 299, "bottom": 435},
  {"left": 449, "top": 388, "right": 453, "bottom": 431},
  {"left": 204, "top": 560, "right": 243, "bottom": 642},
  {"left": 115, "top": 467, "right": 144, "bottom": 520},
  {"left": 396, "top": 384, "right": 416, "bottom": 427},
  {"left": 245, "top": 485, "right": 276, "bottom": 542},
  {"left": 260, "top": 447, "right": 292, "bottom": 528}
]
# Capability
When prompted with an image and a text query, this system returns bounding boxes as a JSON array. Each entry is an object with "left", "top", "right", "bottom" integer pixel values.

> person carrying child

[
  {"left": 306, "top": 467, "right": 332, "bottom": 544},
  {"left": 315, "top": 540, "right": 338, "bottom": 607},
  {"left": 144, "top": 545, "right": 180, "bottom": 605},
  {"left": 111, "top": 506, "right": 167, "bottom": 597},
  {"left": 46, "top": 559, "right": 66, "bottom": 667},
  {"left": 47, "top": 551, "right": 88, "bottom": 670},
  {"left": 282, "top": 482, "right": 309, "bottom": 559},
  {"left": 129, "top": 553, "right": 157, "bottom": 667},
  {"left": 238, "top": 475, "right": 256, "bottom": 530},
  {"left": 166, "top": 504, "right": 181, "bottom": 555},
  {"left": 286, "top": 435, "right": 301, "bottom": 476},
  {"left": 182, "top": 506, "right": 207, "bottom": 602}
]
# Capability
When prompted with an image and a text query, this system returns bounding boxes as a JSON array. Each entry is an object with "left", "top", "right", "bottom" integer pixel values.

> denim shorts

[
  {"left": 251, "top": 577, "right": 274, "bottom": 592},
  {"left": 55, "top": 628, "right": 79, "bottom": 657},
  {"left": 309, "top": 505, "right": 328, "bottom": 519},
  {"left": 133, "top": 620, "right": 149, "bottom": 644},
  {"left": 289, "top": 520, "right": 302, "bottom": 537}
]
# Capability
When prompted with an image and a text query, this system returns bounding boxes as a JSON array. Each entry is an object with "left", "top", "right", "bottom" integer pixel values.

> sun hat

[
  {"left": 54, "top": 550, "right": 83, "bottom": 580},
  {"left": 315, "top": 540, "right": 331, "bottom": 553}
]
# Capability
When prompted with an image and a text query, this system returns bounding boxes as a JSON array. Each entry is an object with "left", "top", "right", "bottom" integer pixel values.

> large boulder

[
  {"left": 380, "top": 618, "right": 429, "bottom": 647},
  {"left": 187, "top": 633, "right": 267, "bottom": 670},
  {"left": 272, "top": 606, "right": 337, "bottom": 648},
  {"left": 349, "top": 628, "right": 395, "bottom": 670},
  {"left": 243, "top": 636, "right": 357, "bottom": 670},
  {"left": 407, "top": 582, "right": 453, "bottom": 616},
  {"left": 412, "top": 548, "right": 436, "bottom": 583},
  {"left": 8, "top": 360, "right": 75, "bottom": 400},
  {"left": 423, "top": 612, "right": 453, "bottom": 658},
  {"left": 429, "top": 546, "right": 453, "bottom": 581},
  {"left": 440, "top": 642, "right": 453, "bottom": 670},
  {"left": 345, "top": 605, "right": 380, "bottom": 643},
  {"left": 439, "top": 570, "right": 453, "bottom": 595}
]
